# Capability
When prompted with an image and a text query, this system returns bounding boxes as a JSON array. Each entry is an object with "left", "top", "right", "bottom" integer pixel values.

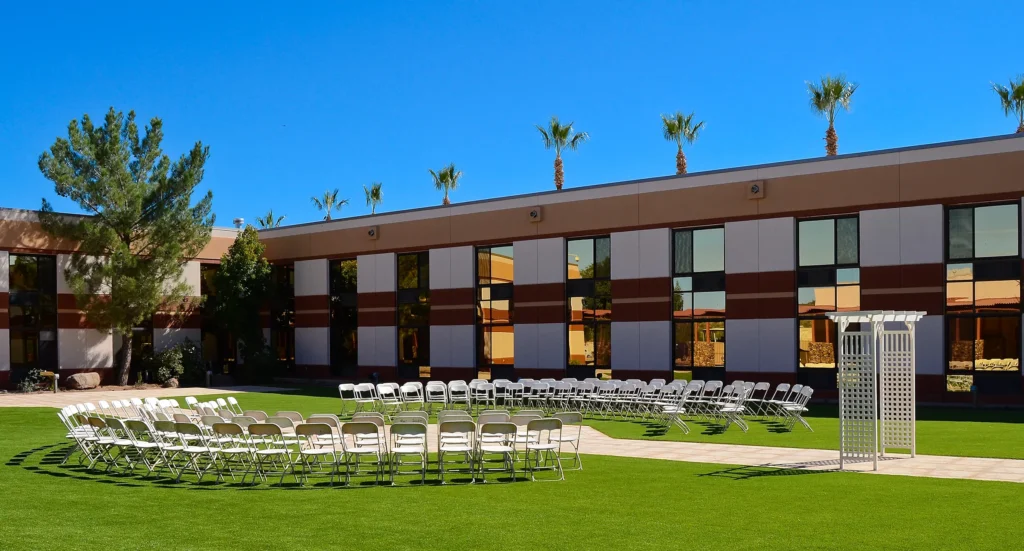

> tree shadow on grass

[{"left": 698, "top": 464, "right": 834, "bottom": 480}]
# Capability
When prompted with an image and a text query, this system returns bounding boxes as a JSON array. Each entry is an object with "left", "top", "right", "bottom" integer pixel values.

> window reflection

[
  {"left": 673, "top": 228, "right": 726, "bottom": 369},
  {"left": 799, "top": 318, "right": 836, "bottom": 368},
  {"left": 799, "top": 219, "right": 836, "bottom": 266},
  {"left": 567, "top": 237, "right": 611, "bottom": 369},
  {"left": 693, "top": 228, "right": 725, "bottom": 272},
  {"left": 798, "top": 287, "right": 836, "bottom": 314},
  {"left": 975, "top": 204, "right": 1019, "bottom": 258},
  {"left": 974, "top": 280, "right": 1021, "bottom": 312}
]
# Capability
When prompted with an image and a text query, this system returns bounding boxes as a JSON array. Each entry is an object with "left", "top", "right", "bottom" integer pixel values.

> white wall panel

[
  {"left": 356, "top": 254, "right": 377, "bottom": 294},
  {"left": 536, "top": 323, "right": 565, "bottom": 368},
  {"left": 513, "top": 240, "right": 538, "bottom": 286},
  {"left": 610, "top": 231, "right": 639, "bottom": 280},
  {"left": 429, "top": 325, "right": 451, "bottom": 367},
  {"left": 374, "top": 253, "right": 396, "bottom": 292},
  {"left": 0, "top": 329, "right": 9, "bottom": 372},
  {"left": 375, "top": 326, "right": 397, "bottom": 367},
  {"left": 428, "top": 248, "right": 452, "bottom": 290},
  {"left": 637, "top": 320, "right": 671, "bottom": 371},
  {"left": 725, "top": 319, "right": 759, "bottom": 372},
  {"left": 357, "top": 326, "right": 377, "bottom": 365},
  {"left": 758, "top": 318, "right": 796, "bottom": 373},
  {"left": 725, "top": 220, "right": 759, "bottom": 274},
  {"left": 153, "top": 328, "right": 200, "bottom": 352},
  {"left": 294, "top": 259, "right": 329, "bottom": 296},
  {"left": 58, "top": 329, "right": 113, "bottom": 370},
  {"left": 449, "top": 246, "right": 475, "bottom": 289},
  {"left": 638, "top": 228, "right": 671, "bottom": 279},
  {"left": 536, "top": 238, "right": 566, "bottom": 284},
  {"left": 450, "top": 325, "right": 475, "bottom": 368},
  {"left": 610, "top": 321, "right": 639, "bottom": 370},
  {"left": 513, "top": 323, "right": 539, "bottom": 369},
  {"left": 915, "top": 315, "right": 944, "bottom": 375},
  {"left": 294, "top": 327, "right": 329, "bottom": 365},
  {"left": 757, "top": 218, "right": 795, "bottom": 272},
  {"left": 899, "top": 205, "right": 943, "bottom": 265},
  {"left": 859, "top": 208, "right": 901, "bottom": 267}
]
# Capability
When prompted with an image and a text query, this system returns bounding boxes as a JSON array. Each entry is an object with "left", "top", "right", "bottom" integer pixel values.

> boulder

[
  {"left": 65, "top": 372, "right": 101, "bottom": 390},
  {"left": 162, "top": 377, "right": 179, "bottom": 388}
]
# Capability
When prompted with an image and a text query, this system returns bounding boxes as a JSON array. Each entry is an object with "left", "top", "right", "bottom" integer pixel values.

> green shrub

[
  {"left": 15, "top": 369, "right": 43, "bottom": 393},
  {"left": 177, "top": 338, "right": 206, "bottom": 387},
  {"left": 146, "top": 346, "right": 183, "bottom": 384}
]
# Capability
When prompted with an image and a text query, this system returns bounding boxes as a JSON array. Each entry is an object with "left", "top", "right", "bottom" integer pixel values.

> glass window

[
  {"left": 330, "top": 259, "right": 358, "bottom": 376},
  {"left": 270, "top": 264, "right": 295, "bottom": 367},
  {"left": 8, "top": 255, "right": 58, "bottom": 373},
  {"left": 673, "top": 229, "right": 725, "bottom": 369},
  {"left": 948, "top": 208, "right": 974, "bottom": 260},
  {"left": 836, "top": 217, "right": 859, "bottom": 265},
  {"left": 799, "top": 219, "right": 836, "bottom": 267},
  {"left": 477, "top": 246, "right": 515, "bottom": 372},
  {"left": 949, "top": 204, "right": 1020, "bottom": 260},
  {"left": 674, "top": 227, "right": 724, "bottom": 274},
  {"left": 567, "top": 237, "right": 611, "bottom": 372},
  {"left": 397, "top": 253, "right": 430, "bottom": 375}
]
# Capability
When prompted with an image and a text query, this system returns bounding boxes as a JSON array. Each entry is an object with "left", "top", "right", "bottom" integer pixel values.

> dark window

[
  {"left": 270, "top": 264, "right": 295, "bottom": 370},
  {"left": 477, "top": 245, "right": 514, "bottom": 378},
  {"left": 797, "top": 216, "right": 859, "bottom": 386},
  {"left": 8, "top": 254, "right": 58, "bottom": 379},
  {"left": 200, "top": 264, "right": 236, "bottom": 375},
  {"left": 567, "top": 237, "right": 611, "bottom": 375},
  {"left": 673, "top": 228, "right": 726, "bottom": 370},
  {"left": 330, "top": 259, "right": 358, "bottom": 377},
  {"left": 397, "top": 252, "right": 430, "bottom": 378},
  {"left": 945, "top": 204, "right": 1021, "bottom": 393}
]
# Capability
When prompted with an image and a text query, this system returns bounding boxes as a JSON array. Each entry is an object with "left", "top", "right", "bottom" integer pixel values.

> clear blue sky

[{"left": 1, "top": 1, "right": 1021, "bottom": 227}]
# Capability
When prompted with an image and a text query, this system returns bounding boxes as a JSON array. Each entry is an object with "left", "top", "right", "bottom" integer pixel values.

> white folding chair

[{"left": 524, "top": 418, "right": 564, "bottom": 481}]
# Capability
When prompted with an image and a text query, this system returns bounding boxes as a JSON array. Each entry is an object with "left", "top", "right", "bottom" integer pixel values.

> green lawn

[
  {"left": 1, "top": 390, "right": 1022, "bottom": 549},
  {"left": 586, "top": 405, "right": 1024, "bottom": 460}
]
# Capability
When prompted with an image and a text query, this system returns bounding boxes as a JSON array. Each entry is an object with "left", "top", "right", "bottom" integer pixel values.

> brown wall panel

[
  {"left": 450, "top": 209, "right": 538, "bottom": 243},
  {"left": 295, "top": 294, "right": 330, "bottom": 311},
  {"left": 374, "top": 217, "right": 451, "bottom": 252},
  {"left": 639, "top": 182, "right": 758, "bottom": 227},
  {"left": 431, "top": 307, "right": 475, "bottom": 325},
  {"left": 306, "top": 227, "right": 375, "bottom": 258},
  {"left": 197, "top": 236, "right": 236, "bottom": 261},
  {"left": 358, "top": 292, "right": 396, "bottom": 309},
  {"left": 358, "top": 310, "right": 395, "bottom": 327},
  {"left": 757, "top": 165, "right": 900, "bottom": 216},
  {"left": 295, "top": 312, "right": 330, "bottom": 328},
  {"left": 541, "top": 195, "right": 640, "bottom": 236},
  {"left": 515, "top": 283, "right": 564, "bottom": 303},
  {"left": 900, "top": 152, "right": 1024, "bottom": 203},
  {"left": 432, "top": 288, "right": 474, "bottom": 306}
]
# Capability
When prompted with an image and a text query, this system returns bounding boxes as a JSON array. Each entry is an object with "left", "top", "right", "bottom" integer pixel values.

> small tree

[
  {"left": 661, "top": 111, "right": 705, "bottom": 175},
  {"left": 38, "top": 108, "right": 214, "bottom": 385},
  {"left": 429, "top": 164, "right": 462, "bottom": 205},
  {"left": 213, "top": 226, "right": 272, "bottom": 361},
  {"left": 806, "top": 75, "right": 858, "bottom": 156},
  {"left": 311, "top": 188, "right": 348, "bottom": 220},
  {"left": 536, "top": 116, "right": 588, "bottom": 190},
  {"left": 363, "top": 182, "right": 383, "bottom": 214},
  {"left": 992, "top": 76, "right": 1024, "bottom": 133},
  {"left": 255, "top": 209, "right": 285, "bottom": 229}
]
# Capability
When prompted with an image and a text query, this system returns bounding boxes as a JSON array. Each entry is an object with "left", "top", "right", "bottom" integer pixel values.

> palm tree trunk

[
  {"left": 371, "top": 205, "right": 376, "bottom": 214},
  {"left": 676, "top": 146, "right": 687, "bottom": 175},
  {"left": 1017, "top": 119, "right": 1024, "bottom": 134},
  {"left": 554, "top": 155, "right": 564, "bottom": 190},
  {"left": 117, "top": 332, "right": 133, "bottom": 386},
  {"left": 442, "top": 193, "right": 450, "bottom": 206},
  {"left": 825, "top": 124, "right": 838, "bottom": 156}
]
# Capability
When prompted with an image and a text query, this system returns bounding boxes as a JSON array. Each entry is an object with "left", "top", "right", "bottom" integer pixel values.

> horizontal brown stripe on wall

[
  {"left": 153, "top": 312, "right": 202, "bottom": 329},
  {"left": 295, "top": 312, "right": 330, "bottom": 328},
  {"left": 725, "top": 297, "right": 758, "bottom": 320},
  {"left": 725, "top": 294, "right": 797, "bottom": 320},
  {"left": 359, "top": 292, "right": 396, "bottom": 309},
  {"left": 57, "top": 312, "right": 98, "bottom": 329},
  {"left": 0, "top": 292, "right": 8, "bottom": 309},
  {"left": 517, "top": 304, "right": 565, "bottom": 324},
  {"left": 612, "top": 277, "right": 671, "bottom": 299},
  {"left": 0, "top": 316, "right": 8, "bottom": 329},
  {"left": 861, "top": 291, "right": 943, "bottom": 315},
  {"left": 358, "top": 309, "right": 395, "bottom": 327},
  {"left": 726, "top": 272, "right": 795, "bottom": 295},
  {"left": 432, "top": 287, "right": 475, "bottom": 306},
  {"left": 862, "top": 264, "right": 943, "bottom": 290},
  {"left": 515, "top": 283, "right": 564, "bottom": 303},
  {"left": 295, "top": 294, "right": 330, "bottom": 311},
  {"left": 431, "top": 307, "right": 475, "bottom": 325},
  {"left": 614, "top": 299, "right": 670, "bottom": 322}
]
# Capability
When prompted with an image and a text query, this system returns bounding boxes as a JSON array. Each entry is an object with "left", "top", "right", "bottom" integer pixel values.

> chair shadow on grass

[
  {"left": 698, "top": 464, "right": 833, "bottom": 480},
  {"left": 618, "top": 417, "right": 801, "bottom": 438}
]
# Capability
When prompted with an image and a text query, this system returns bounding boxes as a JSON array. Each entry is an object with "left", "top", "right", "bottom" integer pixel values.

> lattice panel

[
  {"left": 879, "top": 330, "right": 915, "bottom": 454},
  {"left": 838, "top": 331, "right": 877, "bottom": 464}
]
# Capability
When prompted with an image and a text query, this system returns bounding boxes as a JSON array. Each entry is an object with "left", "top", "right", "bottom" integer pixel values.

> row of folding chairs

[{"left": 57, "top": 409, "right": 581, "bottom": 485}]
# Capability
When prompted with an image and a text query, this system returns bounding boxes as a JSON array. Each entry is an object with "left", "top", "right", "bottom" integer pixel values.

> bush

[
  {"left": 236, "top": 344, "right": 278, "bottom": 384},
  {"left": 146, "top": 346, "right": 184, "bottom": 385},
  {"left": 15, "top": 369, "right": 43, "bottom": 393},
  {"left": 177, "top": 338, "right": 206, "bottom": 387}
]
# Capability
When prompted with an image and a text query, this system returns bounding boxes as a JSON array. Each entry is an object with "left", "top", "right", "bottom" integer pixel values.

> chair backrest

[
  {"left": 553, "top": 411, "right": 583, "bottom": 425},
  {"left": 479, "top": 422, "right": 516, "bottom": 443},
  {"left": 266, "top": 416, "right": 295, "bottom": 430},
  {"left": 243, "top": 410, "right": 269, "bottom": 421},
  {"left": 338, "top": 383, "right": 356, "bottom": 400},
  {"left": 212, "top": 422, "right": 245, "bottom": 437},
  {"left": 437, "top": 410, "right": 472, "bottom": 423},
  {"left": 390, "top": 422, "right": 427, "bottom": 445},
  {"left": 276, "top": 411, "right": 304, "bottom": 424},
  {"left": 307, "top": 414, "right": 342, "bottom": 431},
  {"left": 510, "top": 413, "right": 542, "bottom": 427},
  {"left": 248, "top": 423, "right": 283, "bottom": 438},
  {"left": 296, "top": 422, "right": 333, "bottom": 437},
  {"left": 174, "top": 421, "right": 204, "bottom": 437},
  {"left": 153, "top": 420, "right": 176, "bottom": 434},
  {"left": 201, "top": 415, "right": 225, "bottom": 427},
  {"left": 527, "top": 418, "right": 562, "bottom": 442},
  {"left": 478, "top": 411, "right": 510, "bottom": 425},
  {"left": 233, "top": 416, "right": 258, "bottom": 429},
  {"left": 217, "top": 408, "right": 236, "bottom": 419},
  {"left": 216, "top": 398, "right": 229, "bottom": 408},
  {"left": 342, "top": 421, "right": 383, "bottom": 448},
  {"left": 173, "top": 413, "right": 192, "bottom": 424},
  {"left": 438, "top": 420, "right": 476, "bottom": 443},
  {"left": 393, "top": 411, "right": 428, "bottom": 424}
]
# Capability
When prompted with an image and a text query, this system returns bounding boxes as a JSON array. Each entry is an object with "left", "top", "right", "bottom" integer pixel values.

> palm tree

[
  {"left": 536, "top": 116, "right": 589, "bottom": 190},
  {"left": 363, "top": 182, "right": 384, "bottom": 214},
  {"left": 310, "top": 188, "right": 348, "bottom": 221},
  {"left": 992, "top": 76, "right": 1024, "bottom": 133},
  {"left": 806, "top": 75, "right": 858, "bottom": 156},
  {"left": 661, "top": 112, "right": 705, "bottom": 175},
  {"left": 255, "top": 209, "right": 285, "bottom": 229},
  {"left": 428, "top": 164, "right": 462, "bottom": 205}
]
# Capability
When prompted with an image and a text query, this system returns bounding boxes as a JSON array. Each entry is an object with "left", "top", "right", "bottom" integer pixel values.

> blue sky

[{"left": 1, "top": 1, "right": 1021, "bottom": 227}]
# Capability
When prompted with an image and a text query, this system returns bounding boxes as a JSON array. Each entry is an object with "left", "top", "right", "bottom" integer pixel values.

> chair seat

[
  {"left": 112, "top": 439, "right": 134, "bottom": 446},
  {"left": 392, "top": 445, "right": 426, "bottom": 454},
  {"left": 479, "top": 444, "right": 515, "bottom": 454},
  {"left": 347, "top": 447, "right": 383, "bottom": 455},
  {"left": 300, "top": 448, "right": 336, "bottom": 456},
  {"left": 551, "top": 435, "right": 578, "bottom": 443},
  {"left": 221, "top": 447, "right": 254, "bottom": 454},
  {"left": 440, "top": 444, "right": 473, "bottom": 453},
  {"left": 526, "top": 443, "right": 558, "bottom": 451},
  {"left": 133, "top": 441, "right": 160, "bottom": 449},
  {"left": 256, "top": 448, "right": 289, "bottom": 456},
  {"left": 183, "top": 445, "right": 221, "bottom": 453}
]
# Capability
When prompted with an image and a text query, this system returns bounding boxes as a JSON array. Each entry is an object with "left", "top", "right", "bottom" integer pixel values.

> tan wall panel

[
  {"left": 306, "top": 227, "right": 377, "bottom": 258},
  {"left": 541, "top": 195, "right": 639, "bottom": 236},
  {"left": 261, "top": 233, "right": 313, "bottom": 260},
  {"left": 758, "top": 165, "right": 900, "bottom": 215},
  {"left": 196, "top": 236, "right": 235, "bottom": 261},
  {"left": 450, "top": 209, "right": 538, "bottom": 243},
  {"left": 640, "top": 182, "right": 757, "bottom": 226},
  {"left": 374, "top": 217, "right": 451, "bottom": 252},
  {"left": 0, "top": 220, "right": 78, "bottom": 252},
  {"left": 900, "top": 153, "right": 1024, "bottom": 203}
]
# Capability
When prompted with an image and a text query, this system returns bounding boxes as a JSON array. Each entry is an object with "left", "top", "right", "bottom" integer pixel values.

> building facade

[{"left": 3, "top": 134, "right": 1024, "bottom": 403}]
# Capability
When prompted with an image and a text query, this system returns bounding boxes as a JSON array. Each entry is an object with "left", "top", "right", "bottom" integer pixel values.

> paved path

[{"left": 0, "top": 386, "right": 289, "bottom": 408}]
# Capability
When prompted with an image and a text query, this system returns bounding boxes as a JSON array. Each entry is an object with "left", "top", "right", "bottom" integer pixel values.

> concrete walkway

[{"left": 0, "top": 386, "right": 289, "bottom": 408}]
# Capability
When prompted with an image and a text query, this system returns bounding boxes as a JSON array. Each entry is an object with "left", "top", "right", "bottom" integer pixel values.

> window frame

[
  {"left": 943, "top": 202, "right": 1022, "bottom": 393},
  {"left": 476, "top": 245, "right": 515, "bottom": 373},
  {"left": 396, "top": 252, "right": 430, "bottom": 376},
  {"left": 671, "top": 226, "right": 726, "bottom": 371},
  {"left": 566, "top": 236, "right": 612, "bottom": 372}
]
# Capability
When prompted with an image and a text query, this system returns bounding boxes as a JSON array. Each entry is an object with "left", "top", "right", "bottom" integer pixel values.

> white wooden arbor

[{"left": 825, "top": 311, "right": 924, "bottom": 471}]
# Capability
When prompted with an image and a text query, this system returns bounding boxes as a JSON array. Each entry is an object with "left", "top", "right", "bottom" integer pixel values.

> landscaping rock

[
  {"left": 162, "top": 377, "right": 179, "bottom": 388},
  {"left": 65, "top": 372, "right": 101, "bottom": 390}
]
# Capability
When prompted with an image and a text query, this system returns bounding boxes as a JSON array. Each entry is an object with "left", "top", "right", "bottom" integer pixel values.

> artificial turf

[
  {"left": 586, "top": 404, "right": 1024, "bottom": 460},
  {"left": 0, "top": 391, "right": 1022, "bottom": 550}
]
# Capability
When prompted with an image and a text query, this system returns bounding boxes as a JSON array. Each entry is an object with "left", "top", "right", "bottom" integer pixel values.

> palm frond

[
  {"left": 536, "top": 125, "right": 553, "bottom": 149},
  {"left": 566, "top": 130, "right": 589, "bottom": 151},
  {"left": 662, "top": 113, "right": 681, "bottom": 142}
]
